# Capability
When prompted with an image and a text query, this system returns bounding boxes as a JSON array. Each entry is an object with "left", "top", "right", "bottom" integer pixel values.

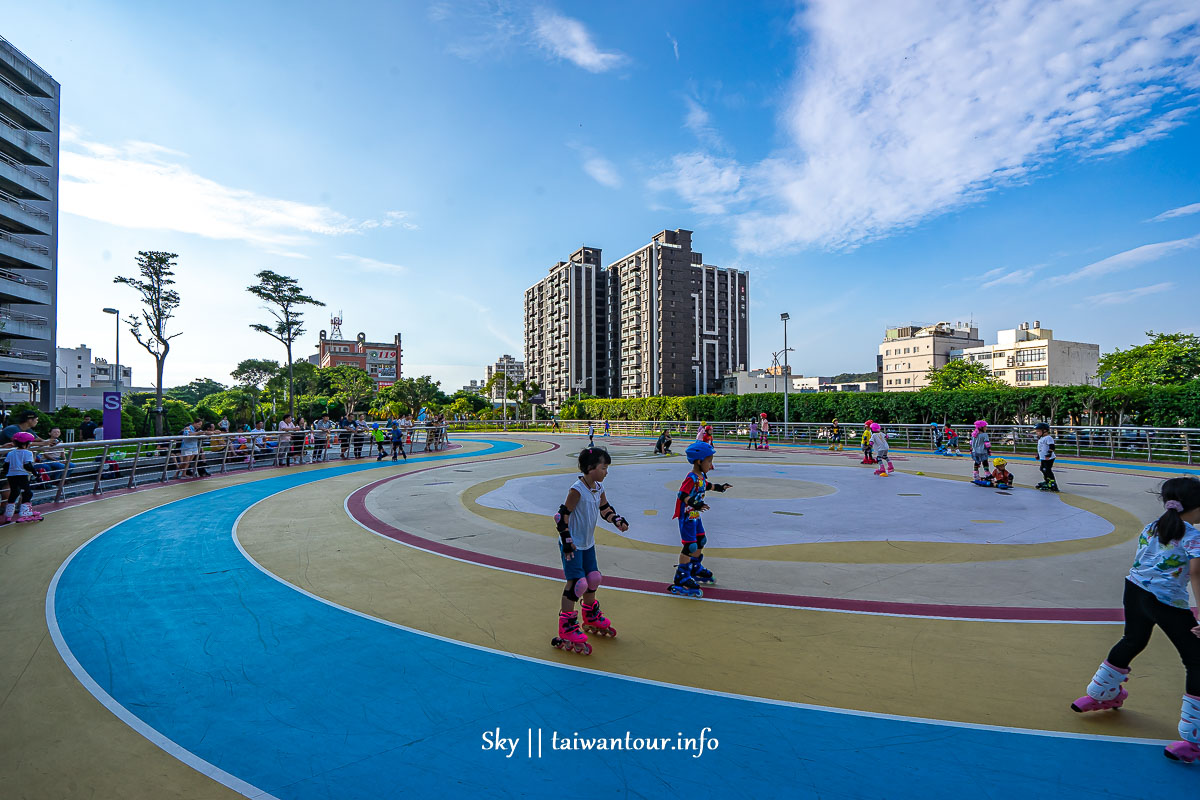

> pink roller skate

[
  {"left": 1165, "top": 694, "right": 1200, "bottom": 762},
  {"left": 15, "top": 503, "right": 42, "bottom": 523},
  {"left": 873, "top": 467, "right": 886, "bottom": 477},
  {"left": 581, "top": 600, "right": 616, "bottom": 638},
  {"left": 551, "top": 611, "right": 591, "bottom": 655},
  {"left": 1071, "top": 660, "right": 1129, "bottom": 712},
  {"left": 886, "top": 463, "right": 895, "bottom": 473}
]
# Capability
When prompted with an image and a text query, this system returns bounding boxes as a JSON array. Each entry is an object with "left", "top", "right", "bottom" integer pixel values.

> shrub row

[{"left": 560, "top": 381, "right": 1200, "bottom": 427}]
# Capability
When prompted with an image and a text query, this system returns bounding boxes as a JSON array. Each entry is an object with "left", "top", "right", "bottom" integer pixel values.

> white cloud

[
  {"left": 582, "top": 156, "right": 621, "bottom": 188},
  {"left": 1084, "top": 281, "right": 1175, "bottom": 305},
  {"left": 662, "top": 0, "right": 1200, "bottom": 252},
  {"left": 532, "top": 10, "right": 626, "bottom": 73},
  {"left": 1150, "top": 201, "right": 1200, "bottom": 221},
  {"left": 684, "top": 97, "right": 724, "bottom": 149},
  {"left": 667, "top": 32, "right": 679, "bottom": 61},
  {"left": 335, "top": 254, "right": 408, "bottom": 274},
  {"left": 1046, "top": 234, "right": 1200, "bottom": 286},
  {"left": 60, "top": 134, "right": 398, "bottom": 248},
  {"left": 981, "top": 268, "right": 1036, "bottom": 289},
  {"left": 658, "top": 152, "right": 742, "bottom": 214}
]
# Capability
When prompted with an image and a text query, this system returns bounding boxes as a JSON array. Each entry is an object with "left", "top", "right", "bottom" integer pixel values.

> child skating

[
  {"left": 758, "top": 413, "right": 770, "bottom": 449},
  {"left": 828, "top": 418, "right": 842, "bottom": 451},
  {"left": 860, "top": 420, "right": 876, "bottom": 464},
  {"left": 945, "top": 424, "right": 961, "bottom": 456},
  {"left": 4, "top": 432, "right": 43, "bottom": 523},
  {"left": 551, "top": 447, "right": 628, "bottom": 655},
  {"left": 1069, "top": 477, "right": 1200, "bottom": 763},
  {"left": 670, "top": 441, "right": 731, "bottom": 597},
  {"left": 747, "top": 417, "right": 758, "bottom": 449},
  {"left": 869, "top": 423, "right": 893, "bottom": 476},
  {"left": 989, "top": 458, "right": 1013, "bottom": 489},
  {"left": 1034, "top": 422, "right": 1058, "bottom": 492},
  {"left": 970, "top": 420, "right": 991, "bottom": 483}
]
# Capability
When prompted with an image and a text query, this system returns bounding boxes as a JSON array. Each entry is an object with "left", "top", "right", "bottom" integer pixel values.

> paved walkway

[{"left": 4, "top": 435, "right": 1197, "bottom": 798}]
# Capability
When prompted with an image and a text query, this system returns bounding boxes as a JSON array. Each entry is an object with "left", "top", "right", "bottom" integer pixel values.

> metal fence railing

[
  {"left": 443, "top": 419, "right": 1200, "bottom": 466},
  {"left": 22, "top": 425, "right": 453, "bottom": 506}
]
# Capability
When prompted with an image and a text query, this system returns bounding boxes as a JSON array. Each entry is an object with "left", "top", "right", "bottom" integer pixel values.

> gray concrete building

[
  {"left": 880, "top": 322, "right": 983, "bottom": 391},
  {"left": 524, "top": 246, "right": 609, "bottom": 408},
  {"left": 485, "top": 354, "right": 526, "bottom": 400},
  {"left": 524, "top": 230, "right": 749, "bottom": 406},
  {"left": 0, "top": 37, "right": 58, "bottom": 410}
]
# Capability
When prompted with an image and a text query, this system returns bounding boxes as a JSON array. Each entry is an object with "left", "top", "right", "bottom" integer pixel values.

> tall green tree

[
  {"left": 385, "top": 376, "right": 443, "bottom": 416},
  {"left": 230, "top": 358, "right": 279, "bottom": 426},
  {"left": 114, "top": 251, "right": 182, "bottom": 435},
  {"left": 922, "top": 360, "right": 1005, "bottom": 391},
  {"left": 246, "top": 270, "right": 325, "bottom": 418},
  {"left": 325, "top": 365, "right": 375, "bottom": 415},
  {"left": 166, "top": 377, "right": 226, "bottom": 405},
  {"left": 265, "top": 359, "right": 321, "bottom": 398},
  {"left": 1099, "top": 331, "right": 1200, "bottom": 387}
]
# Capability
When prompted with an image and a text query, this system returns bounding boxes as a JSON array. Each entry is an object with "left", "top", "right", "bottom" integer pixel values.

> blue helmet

[{"left": 686, "top": 441, "right": 716, "bottom": 464}]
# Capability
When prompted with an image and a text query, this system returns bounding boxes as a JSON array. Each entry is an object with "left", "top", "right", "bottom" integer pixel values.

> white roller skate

[
  {"left": 15, "top": 503, "right": 42, "bottom": 523},
  {"left": 2, "top": 503, "right": 15, "bottom": 524},
  {"left": 1071, "top": 660, "right": 1129, "bottom": 712},
  {"left": 1165, "top": 694, "right": 1200, "bottom": 763}
]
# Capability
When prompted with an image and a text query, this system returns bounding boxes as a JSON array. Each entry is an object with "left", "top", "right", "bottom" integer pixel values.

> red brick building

[{"left": 314, "top": 331, "right": 402, "bottom": 390}]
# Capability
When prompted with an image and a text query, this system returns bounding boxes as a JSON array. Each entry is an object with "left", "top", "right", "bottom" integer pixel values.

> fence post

[
  {"left": 92, "top": 444, "right": 111, "bottom": 495},
  {"left": 126, "top": 441, "right": 143, "bottom": 489},
  {"left": 54, "top": 446, "right": 74, "bottom": 502}
]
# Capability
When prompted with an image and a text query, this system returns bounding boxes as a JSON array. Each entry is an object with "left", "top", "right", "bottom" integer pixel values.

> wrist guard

[
  {"left": 599, "top": 502, "right": 627, "bottom": 527},
  {"left": 555, "top": 505, "right": 572, "bottom": 551},
  {"left": 711, "top": 482, "right": 730, "bottom": 493}
]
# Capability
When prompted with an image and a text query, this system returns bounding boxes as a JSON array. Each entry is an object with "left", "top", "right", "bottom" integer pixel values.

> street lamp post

[{"left": 780, "top": 313, "right": 790, "bottom": 440}]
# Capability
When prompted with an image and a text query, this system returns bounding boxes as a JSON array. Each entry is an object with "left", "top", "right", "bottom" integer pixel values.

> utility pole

[{"left": 781, "top": 313, "right": 791, "bottom": 440}]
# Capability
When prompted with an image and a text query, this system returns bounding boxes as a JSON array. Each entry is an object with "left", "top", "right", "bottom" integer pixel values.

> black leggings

[
  {"left": 8, "top": 473, "right": 32, "bottom": 504},
  {"left": 1040, "top": 459, "right": 1056, "bottom": 485},
  {"left": 1108, "top": 579, "right": 1200, "bottom": 695}
]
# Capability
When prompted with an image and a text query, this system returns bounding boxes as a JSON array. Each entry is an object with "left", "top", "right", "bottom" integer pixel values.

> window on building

[{"left": 1015, "top": 368, "right": 1048, "bottom": 382}]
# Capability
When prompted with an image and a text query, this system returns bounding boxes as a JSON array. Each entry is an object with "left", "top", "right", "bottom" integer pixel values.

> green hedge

[{"left": 564, "top": 382, "right": 1200, "bottom": 427}]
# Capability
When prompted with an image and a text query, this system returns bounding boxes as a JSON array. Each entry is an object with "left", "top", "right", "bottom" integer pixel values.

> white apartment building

[
  {"left": 880, "top": 322, "right": 983, "bottom": 391},
  {"left": 951, "top": 321, "right": 1100, "bottom": 387},
  {"left": 485, "top": 354, "right": 525, "bottom": 400},
  {"left": 719, "top": 369, "right": 774, "bottom": 395},
  {"left": 56, "top": 344, "right": 132, "bottom": 390}
]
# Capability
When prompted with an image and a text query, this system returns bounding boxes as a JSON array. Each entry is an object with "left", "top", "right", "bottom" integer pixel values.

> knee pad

[
  {"left": 1181, "top": 694, "right": 1200, "bottom": 744},
  {"left": 573, "top": 577, "right": 589, "bottom": 600},
  {"left": 586, "top": 570, "right": 603, "bottom": 592},
  {"left": 562, "top": 580, "right": 584, "bottom": 603},
  {"left": 681, "top": 542, "right": 698, "bottom": 556},
  {"left": 1087, "top": 660, "right": 1130, "bottom": 701},
  {"left": 697, "top": 535, "right": 707, "bottom": 550}
]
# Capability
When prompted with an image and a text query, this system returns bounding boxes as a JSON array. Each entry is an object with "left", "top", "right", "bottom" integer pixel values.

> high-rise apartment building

[
  {"left": 879, "top": 322, "right": 983, "bottom": 391},
  {"left": 950, "top": 321, "right": 1100, "bottom": 387},
  {"left": 524, "top": 230, "right": 749, "bottom": 407},
  {"left": 524, "top": 247, "right": 608, "bottom": 407},
  {"left": 485, "top": 354, "right": 526, "bottom": 400},
  {"left": 0, "top": 37, "right": 59, "bottom": 409}
]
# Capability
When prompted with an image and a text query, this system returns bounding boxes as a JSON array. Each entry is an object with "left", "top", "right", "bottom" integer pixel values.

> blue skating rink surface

[{"left": 49, "top": 440, "right": 1196, "bottom": 798}]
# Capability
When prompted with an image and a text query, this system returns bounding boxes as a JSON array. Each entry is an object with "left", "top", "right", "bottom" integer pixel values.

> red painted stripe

[{"left": 345, "top": 466, "right": 1124, "bottom": 623}]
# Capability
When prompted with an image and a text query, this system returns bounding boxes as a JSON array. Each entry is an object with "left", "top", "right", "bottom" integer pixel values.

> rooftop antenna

[{"left": 330, "top": 310, "right": 343, "bottom": 339}]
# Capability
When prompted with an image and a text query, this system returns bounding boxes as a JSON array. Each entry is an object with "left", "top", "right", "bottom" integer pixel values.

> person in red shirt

[{"left": 670, "top": 441, "right": 731, "bottom": 598}]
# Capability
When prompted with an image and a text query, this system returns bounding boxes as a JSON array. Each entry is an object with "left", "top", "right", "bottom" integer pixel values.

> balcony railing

[
  {"left": 0, "top": 267, "right": 48, "bottom": 289},
  {"left": 0, "top": 346, "right": 47, "bottom": 361},
  {"left": 0, "top": 307, "right": 49, "bottom": 325},
  {"left": 0, "top": 72, "right": 53, "bottom": 125},
  {"left": 0, "top": 35, "right": 55, "bottom": 84},
  {"left": 0, "top": 188, "right": 49, "bottom": 220},
  {"left": 0, "top": 110, "right": 52, "bottom": 153},
  {"left": 0, "top": 150, "right": 50, "bottom": 186},
  {"left": 0, "top": 229, "right": 49, "bottom": 255}
]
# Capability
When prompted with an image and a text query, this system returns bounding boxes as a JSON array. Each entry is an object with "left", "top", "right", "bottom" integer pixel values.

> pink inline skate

[
  {"left": 873, "top": 467, "right": 888, "bottom": 477},
  {"left": 15, "top": 503, "right": 42, "bottom": 523},
  {"left": 1071, "top": 660, "right": 1129, "bottom": 712},
  {"left": 551, "top": 611, "right": 591, "bottom": 655},
  {"left": 886, "top": 462, "right": 895, "bottom": 473},
  {"left": 581, "top": 600, "right": 616, "bottom": 638}
]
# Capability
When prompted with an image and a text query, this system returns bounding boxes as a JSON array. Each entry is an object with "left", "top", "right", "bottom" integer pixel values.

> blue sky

[{"left": 7, "top": 0, "right": 1200, "bottom": 391}]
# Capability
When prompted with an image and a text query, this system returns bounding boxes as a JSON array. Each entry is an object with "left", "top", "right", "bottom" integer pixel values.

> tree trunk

[
  {"left": 286, "top": 341, "right": 295, "bottom": 418},
  {"left": 154, "top": 357, "right": 165, "bottom": 436}
]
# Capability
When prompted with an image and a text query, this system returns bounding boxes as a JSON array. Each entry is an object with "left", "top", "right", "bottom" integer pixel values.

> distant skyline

[{"left": 6, "top": 0, "right": 1200, "bottom": 392}]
